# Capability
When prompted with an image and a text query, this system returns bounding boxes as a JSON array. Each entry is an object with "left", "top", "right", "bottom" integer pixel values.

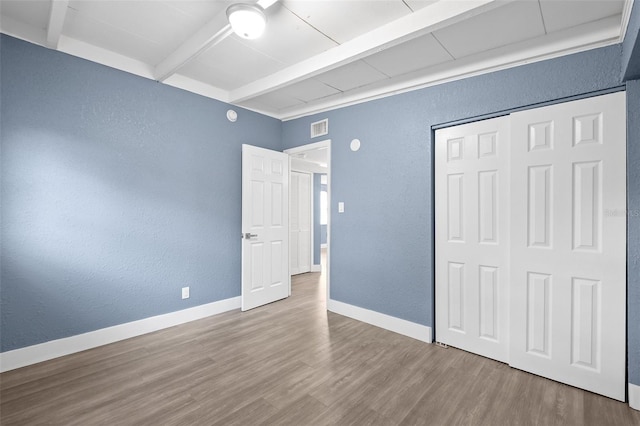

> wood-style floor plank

[{"left": 2, "top": 259, "right": 639, "bottom": 425}]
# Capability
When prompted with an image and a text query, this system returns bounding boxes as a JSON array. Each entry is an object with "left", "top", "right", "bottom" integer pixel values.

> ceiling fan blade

[{"left": 257, "top": 0, "right": 279, "bottom": 10}]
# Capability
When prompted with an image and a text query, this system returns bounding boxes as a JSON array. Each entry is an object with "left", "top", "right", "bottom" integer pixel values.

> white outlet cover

[{"left": 182, "top": 287, "right": 190, "bottom": 299}]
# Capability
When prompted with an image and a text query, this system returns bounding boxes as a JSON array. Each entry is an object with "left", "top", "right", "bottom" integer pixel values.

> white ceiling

[
  {"left": 0, "top": 0, "right": 632, "bottom": 120},
  {"left": 290, "top": 147, "right": 329, "bottom": 173}
]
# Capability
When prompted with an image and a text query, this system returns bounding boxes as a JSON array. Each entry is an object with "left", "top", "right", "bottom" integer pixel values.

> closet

[
  {"left": 290, "top": 171, "right": 312, "bottom": 275},
  {"left": 435, "top": 91, "right": 626, "bottom": 400}
]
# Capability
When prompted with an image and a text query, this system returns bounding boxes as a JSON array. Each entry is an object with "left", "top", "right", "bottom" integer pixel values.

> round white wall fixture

[
  {"left": 350, "top": 138, "right": 361, "bottom": 152},
  {"left": 226, "top": 109, "right": 238, "bottom": 122}
]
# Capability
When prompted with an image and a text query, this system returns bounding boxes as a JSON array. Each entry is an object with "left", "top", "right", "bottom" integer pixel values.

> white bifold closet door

[
  {"left": 290, "top": 171, "right": 312, "bottom": 275},
  {"left": 435, "top": 116, "right": 511, "bottom": 363},
  {"left": 509, "top": 92, "right": 626, "bottom": 401},
  {"left": 435, "top": 92, "right": 626, "bottom": 401}
]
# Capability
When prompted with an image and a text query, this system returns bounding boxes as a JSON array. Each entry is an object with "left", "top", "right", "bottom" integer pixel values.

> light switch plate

[{"left": 338, "top": 202, "right": 345, "bottom": 213}]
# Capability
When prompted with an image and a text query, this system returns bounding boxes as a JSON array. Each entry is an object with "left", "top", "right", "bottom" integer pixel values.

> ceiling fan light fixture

[{"left": 227, "top": 3, "right": 267, "bottom": 40}]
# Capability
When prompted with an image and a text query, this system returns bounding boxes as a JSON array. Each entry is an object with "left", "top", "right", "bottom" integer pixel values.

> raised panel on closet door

[
  {"left": 298, "top": 172, "right": 312, "bottom": 273},
  {"left": 435, "top": 116, "right": 510, "bottom": 363},
  {"left": 509, "top": 91, "right": 626, "bottom": 401},
  {"left": 290, "top": 171, "right": 312, "bottom": 275},
  {"left": 290, "top": 173, "right": 300, "bottom": 274}
]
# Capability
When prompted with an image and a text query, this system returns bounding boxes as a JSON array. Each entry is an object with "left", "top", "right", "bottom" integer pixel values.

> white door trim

[{"left": 285, "top": 140, "right": 331, "bottom": 304}]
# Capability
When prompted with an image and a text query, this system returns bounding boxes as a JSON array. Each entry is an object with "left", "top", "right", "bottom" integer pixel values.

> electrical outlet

[{"left": 181, "top": 287, "right": 190, "bottom": 299}]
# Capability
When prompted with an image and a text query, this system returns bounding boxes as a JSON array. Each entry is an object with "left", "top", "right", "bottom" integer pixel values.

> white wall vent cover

[{"left": 311, "top": 119, "right": 328, "bottom": 138}]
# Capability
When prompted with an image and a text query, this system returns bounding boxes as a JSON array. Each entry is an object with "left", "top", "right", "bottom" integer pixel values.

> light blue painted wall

[
  {"left": 627, "top": 79, "right": 640, "bottom": 386},
  {"left": 622, "top": 1, "right": 640, "bottom": 81},
  {"left": 3, "top": 30, "right": 639, "bottom": 389},
  {"left": 0, "top": 35, "right": 282, "bottom": 352},
  {"left": 283, "top": 45, "right": 624, "bottom": 331}
]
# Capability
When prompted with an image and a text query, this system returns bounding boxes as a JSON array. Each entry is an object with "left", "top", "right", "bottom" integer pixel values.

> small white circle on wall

[
  {"left": 226, "top": 109, "right": 238, "bottom": 122},
  {"left": 350, "top": 138, "right": 361, "bottom": 152}
]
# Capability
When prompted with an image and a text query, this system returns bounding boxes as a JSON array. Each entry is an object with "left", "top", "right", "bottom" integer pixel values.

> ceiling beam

[
  {"left": 229, "top": 0, "right": 508, "bottom": 103},
  {"left": 154, "top": 10, "right": 233, "bottom": 82},
  {"left": 46, "top": 0, "right": 69, "bottom": 49},
  {"left": 0, "top": 15, "right": 48, "bottom": 47},
  {"left": 277, "top": 15, "right": 621, "bottom": 121},
  {"left": 155, "top": 0, "right": 279, "bottom": 82},
  {"left": 256, "top": 0, "right": 278, "bottom": 9},
  {"left": 620, "top": 0, "right": 635, "bottom": 42}
]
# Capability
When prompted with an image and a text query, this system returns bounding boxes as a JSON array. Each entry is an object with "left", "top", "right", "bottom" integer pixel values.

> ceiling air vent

[{"left": 310, "top": 119, "right": 328, "bottom": 138}]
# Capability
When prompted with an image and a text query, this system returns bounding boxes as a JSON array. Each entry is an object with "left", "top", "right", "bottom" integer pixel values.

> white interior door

[
  {"left": 509, "top": 92, "right": 626, "bottom": 401},
  {"left": 241, "top": 144, "right": 290, "bottom": 311},
  {"left": 435, "top": 116, "right": 510, "bottom": 363},
  {"left": 290, "top": 171, "right": 312, "bottom": 275}
]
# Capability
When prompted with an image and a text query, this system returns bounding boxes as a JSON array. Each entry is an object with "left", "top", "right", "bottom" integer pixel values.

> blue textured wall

[
  {"left": 2, "top": 32, "right": 639, "bottom": 389},
  {"left": 622, "top": 1, "right": 640, "bottom": 81},
  {"left": 627, "top": 79, "right": 640, "bottom": 386},
  {"left": 0, "top": 35, "right": 282, "bottom": 352},
  {"left": 283, "top": 44, "right": 623, "bottom": 327}
]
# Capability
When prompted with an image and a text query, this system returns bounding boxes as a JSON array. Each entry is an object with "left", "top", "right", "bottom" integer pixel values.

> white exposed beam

[
  {"left": 46, "top": 0, "right": 69, "bottom": 49},
  {"left": 257, "top": 0, "right": 278, "bottom": 8},
  {"left": 620, "top": 0, "right": 635, "bottom": 42},
  {"left": 1, "top": 15, "right": 48, "bottom": 46},
  {"left": 277, "top": 16, "right": 621, "bottom": 121},
  {"left": 163, "top": 73, "right": 230, "bottom": 103},
  {"left": 154, "top": 0, "right": 279, "bottom": 82},
  {"left": 229, "top": 0, "right": 508, "bottom": 103},
  {"left": 58, "top": 35, "right": 156, "bottom": 79},
  {"left": 154, "top": 9, "right": 233, "bottom": 82}
]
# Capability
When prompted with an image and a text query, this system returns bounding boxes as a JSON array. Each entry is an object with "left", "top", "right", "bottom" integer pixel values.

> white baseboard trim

[
  {"left": 630, "top": 383, "right": 640, "bottom": 411},
  {"left": 311, "top": 264, "right": 322, "bottom": 272},
  {"left": 327, "top": 299, "right": 432, "bottom": 343},
  {"left": 0, "top": 296, "right": 241, "bottom": 373}
]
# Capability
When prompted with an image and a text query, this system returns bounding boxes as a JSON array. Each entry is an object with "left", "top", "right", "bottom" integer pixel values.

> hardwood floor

[{"left": 2, "top": 263, "right": 639, "bottom": 425}]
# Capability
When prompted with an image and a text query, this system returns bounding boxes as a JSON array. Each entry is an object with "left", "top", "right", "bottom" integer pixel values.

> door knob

[{"left": 243, "top": 233, "right": 258, "bottom": 239}]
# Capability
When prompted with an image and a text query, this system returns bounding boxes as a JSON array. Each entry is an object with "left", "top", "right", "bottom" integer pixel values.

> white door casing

[
  {"left": 290, "top": 171, "right": 312, "bottom": 275},
  {"left": 509, "top": 92, "right": 626, "bottom": 401},
  {"left": 435, "top": 116, "right": 511, "bottom": 363},
  {"left": 241, "top": 144, "right": 290, "bottom": 311},
  {"left": 283, "top": 140, "right": 331, "bottom": 304}
]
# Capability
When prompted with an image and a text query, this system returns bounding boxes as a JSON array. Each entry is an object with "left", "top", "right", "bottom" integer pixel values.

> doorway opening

[{"left": 284, "top": 140, "right": 331, "bottom": 305}]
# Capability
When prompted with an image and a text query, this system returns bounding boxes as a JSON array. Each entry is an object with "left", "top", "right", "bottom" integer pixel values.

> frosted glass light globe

[{"left": 227, "top": 4, "right": 267, "bottom": 40}]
